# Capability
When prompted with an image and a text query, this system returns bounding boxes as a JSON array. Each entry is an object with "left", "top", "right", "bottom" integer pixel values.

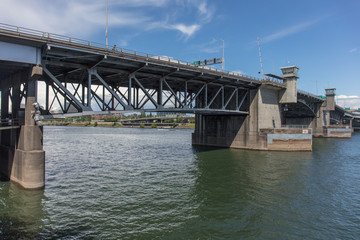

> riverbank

[{"left": 42, "top": 121, "right": 195, "bottom": 129}]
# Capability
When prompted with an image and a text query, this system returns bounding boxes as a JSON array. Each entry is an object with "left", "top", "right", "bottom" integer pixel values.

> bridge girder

[{"left": 39, "top": 64, "right": 252, "bottom": 117}]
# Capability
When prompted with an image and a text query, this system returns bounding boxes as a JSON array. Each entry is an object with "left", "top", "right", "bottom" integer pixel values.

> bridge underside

[
  {"left": 281, "top": 92, "right": 324, "bottom": 126},
  {"left": 38, "top": 44, "right": 260, "bottom": 116},
  {"left": 0, "top": 32, "right": 263, "bottom": 117}
]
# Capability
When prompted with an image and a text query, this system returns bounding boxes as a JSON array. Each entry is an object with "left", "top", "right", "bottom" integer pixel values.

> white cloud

[
  {"left": 336, "top": 95, "right": 360, "bottom": 109},
  {"left": 112, "top": 0, "right": 169, "bottom": 7},
  {"left": 178, "top": 0, "right": 215, "bottom": 23},
  {"left": 349, "top": 48, "right": 358, "bottom": 53},
  {"left": 197, "top": 1, "right": 215, "bottom": 23},
  {"left": 0, "top": 0, "right": 213, "bottom": 40},
  {"left": 170, "top": 24, "right": 201, "bottom": 38},
  {"left": 262, "top": 19, "right": 320, "bottom": 43}
]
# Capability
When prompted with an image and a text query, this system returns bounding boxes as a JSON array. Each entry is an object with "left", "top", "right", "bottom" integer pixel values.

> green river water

[{"left": 1, "top": 126, "right": 359, "bottom": 239}]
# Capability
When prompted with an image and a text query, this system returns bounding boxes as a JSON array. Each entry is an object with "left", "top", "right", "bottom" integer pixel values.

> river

[{"left": 1, "top": 126, "right": 359, "bottom": 239}]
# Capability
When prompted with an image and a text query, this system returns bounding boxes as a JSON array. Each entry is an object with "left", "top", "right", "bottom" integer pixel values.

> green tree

[{"left": 139, "top": 112, "right": 146, "bottom": 118}]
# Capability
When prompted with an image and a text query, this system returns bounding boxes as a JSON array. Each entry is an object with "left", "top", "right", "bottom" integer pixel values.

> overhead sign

[{"left": 193, "top": 57, "right": 222, "bottom": 66}]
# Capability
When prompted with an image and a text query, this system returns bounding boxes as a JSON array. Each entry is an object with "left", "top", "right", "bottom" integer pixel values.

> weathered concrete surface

[
  {"left": 258, "top": 86, "right": 282, "bottom": 129},
  {"left": 11, "top": 148, "right": 45, "bottom": 189},
  {"left": 324, "top": 88, "right": 336, "bottom": 111},
  {"left": 323, "top": 126, "right": 352, "bottom": 138},
  {"left": 192, "top": 86, "right": 313, "bottom": 151},
  {"left": 0, "top": 125, "right": 45, "bottom": 190},
  {"left": 279, "top": 66, "right": 298, "bottom": 104},
  {"left": 262, "top": 128, "right": 312, "bottom": 151}
]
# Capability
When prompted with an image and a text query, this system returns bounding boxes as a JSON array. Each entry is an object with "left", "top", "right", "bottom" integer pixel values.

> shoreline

[{"left": 41, "top": 121, "right": 195, "bottom": 129}]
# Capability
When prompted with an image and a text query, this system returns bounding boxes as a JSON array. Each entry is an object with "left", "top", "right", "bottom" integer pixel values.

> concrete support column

[
  {"left": 324, "top": 110, "right": 330, "bottom": 126},
  {"left": 11, "top": 66, "right": 45, "bottom": 189}
]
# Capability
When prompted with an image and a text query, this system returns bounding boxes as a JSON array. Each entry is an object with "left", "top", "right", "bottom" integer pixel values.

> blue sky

[{"left": 1, "top": 0, "right": 359, "bottom": 108}]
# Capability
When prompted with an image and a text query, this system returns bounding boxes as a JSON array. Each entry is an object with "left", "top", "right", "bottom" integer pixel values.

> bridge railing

[
  {"left": 0, "top": 22, "right": 282, "bottom": 85},
  {"left": 0, "top": 118, "right": 22, "bottom": 129},
  {"left": 281, "top": 125, "right": 310, "bottom": 129},
  {"left": 297, "top": 90, "right": 324, "bottom": 101}
]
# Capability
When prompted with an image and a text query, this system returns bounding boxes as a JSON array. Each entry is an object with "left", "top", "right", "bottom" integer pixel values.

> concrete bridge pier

[
  {"left": 192, "top": 68, "right": 313, "bottom": 151},
  {"left": 311, "top": 88, "right": 352, "bottom": 138},
  {"left": 0, "top": 66, "right": 45, "bottom": 189}
]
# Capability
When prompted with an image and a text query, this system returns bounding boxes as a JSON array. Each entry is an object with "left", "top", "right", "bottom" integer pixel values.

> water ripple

[{"left": 0, "top": 127, "right": 359, "bottom": 239}]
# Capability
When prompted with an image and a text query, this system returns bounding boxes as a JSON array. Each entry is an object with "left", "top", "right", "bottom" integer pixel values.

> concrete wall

[
  {"left": 262, "top": 128, "right": 312, "bottom": 151},
  {"left": 280, "top": 79, "right": 297, "bottom": 104},
  {"left": 258, "top": 86, "right": 282, "bottom": 129},
  {"left": 324, "top": 126, "right": 352, "bottom": 138},
  {"left": 193, "top": 86, "right": 313, "bottom": 151}
]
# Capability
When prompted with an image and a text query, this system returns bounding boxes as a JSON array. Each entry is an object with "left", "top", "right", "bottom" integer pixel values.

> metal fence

[
  {"left": 281, "top": 125, "right": 310, "bottom": 129},
  {"left": 0, "top": 118, "right": 22, "bottom": 129}
]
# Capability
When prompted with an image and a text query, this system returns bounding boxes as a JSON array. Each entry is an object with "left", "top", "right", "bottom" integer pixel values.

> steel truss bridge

[
  {"left": 0, "top": 23, "right": 278, "bottom": 117},
  {"left": 0, "top": 23, "right": 353, "bottom": 123}
]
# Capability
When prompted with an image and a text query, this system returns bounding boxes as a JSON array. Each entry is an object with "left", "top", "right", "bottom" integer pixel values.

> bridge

[{"left": 0, "top": 23, "right": 356, "bottom": 189}]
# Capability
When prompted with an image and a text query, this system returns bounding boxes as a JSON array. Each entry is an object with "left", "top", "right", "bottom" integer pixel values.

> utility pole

[
  {"left": 106, "top": 0, "right": 108, "bottom": 49},
  {"left": 216, "top": 38, "right": 225, "bottom": 72},
  {"left": 257, "top": 37, "right": 264, "bottom": 79}
]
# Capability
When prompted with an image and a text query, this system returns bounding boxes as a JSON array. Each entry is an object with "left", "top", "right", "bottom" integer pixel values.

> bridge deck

[
  {"left": 0, "top": 23, "right": 353, "bottom": 119},
  {"left": 0, "top": 23, "right": 264, "bottom": 88}
]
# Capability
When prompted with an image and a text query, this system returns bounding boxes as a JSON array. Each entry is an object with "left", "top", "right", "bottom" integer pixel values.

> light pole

[
  {"left": 106, "top": 0, "right": 108, "bottom": 49},
  {"left": 216, "top": 38, "right": 224, "bottom": 72}
]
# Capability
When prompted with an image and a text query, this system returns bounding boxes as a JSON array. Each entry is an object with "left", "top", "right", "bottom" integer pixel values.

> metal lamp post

[
  {"left": 106, "top": 0, "right": 108, "bottom": 49},
  {"left": 216, "top": 38, "right": 224, "bottom": 72}
]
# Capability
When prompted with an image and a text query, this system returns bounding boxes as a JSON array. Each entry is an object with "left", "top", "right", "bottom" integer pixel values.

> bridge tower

[
  {"left": 323, "top": 88, "right": 336, "bottom": 125},
  {"left": 280, "top": 66, "right": 298, "bottom": 103}
]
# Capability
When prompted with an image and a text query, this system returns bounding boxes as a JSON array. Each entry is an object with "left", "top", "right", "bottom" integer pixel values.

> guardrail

[
  {"left": 297, "top": 90, "right": 324, "bottom": 101},
  {"left": 0, "top": 118, "right": 22, "bottom": 129},
  {"left": 281, "top": 125, "right": 309, "bottom": 129},
  {"left": 0, "top": 22, "right": 284, "bottom": 85}
]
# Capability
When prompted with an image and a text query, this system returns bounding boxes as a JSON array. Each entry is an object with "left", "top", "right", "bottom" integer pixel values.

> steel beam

[
  {"left": 237, "top": 90, "right": 248, "bottom": 111},
  {"left": 91, "top": 69, "right": 130, "bottom": 110},
  {"left": 223, "top": 88, "right": 237, "bottom": 110},
  {"left": 206, "top": 86, "right": 222, "bottom": 109},
  {"left": 43, "top": 67, "right": 91, "bottom": 111},
  {"left": 131, "top": 74, "right": 159, "bottom": 109}
]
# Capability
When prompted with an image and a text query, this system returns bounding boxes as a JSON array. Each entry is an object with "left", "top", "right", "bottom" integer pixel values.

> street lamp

[
  {"left": 216, "top": 38, "right": 224, "bottom": 72},
  {"left": 106, "top": 0, "right": 108, "bottom": 49}
]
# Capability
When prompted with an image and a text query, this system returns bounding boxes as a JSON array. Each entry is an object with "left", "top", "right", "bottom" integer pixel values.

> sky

[{"left": 1, "top": 0, "right": 359, "bottom": 108}]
